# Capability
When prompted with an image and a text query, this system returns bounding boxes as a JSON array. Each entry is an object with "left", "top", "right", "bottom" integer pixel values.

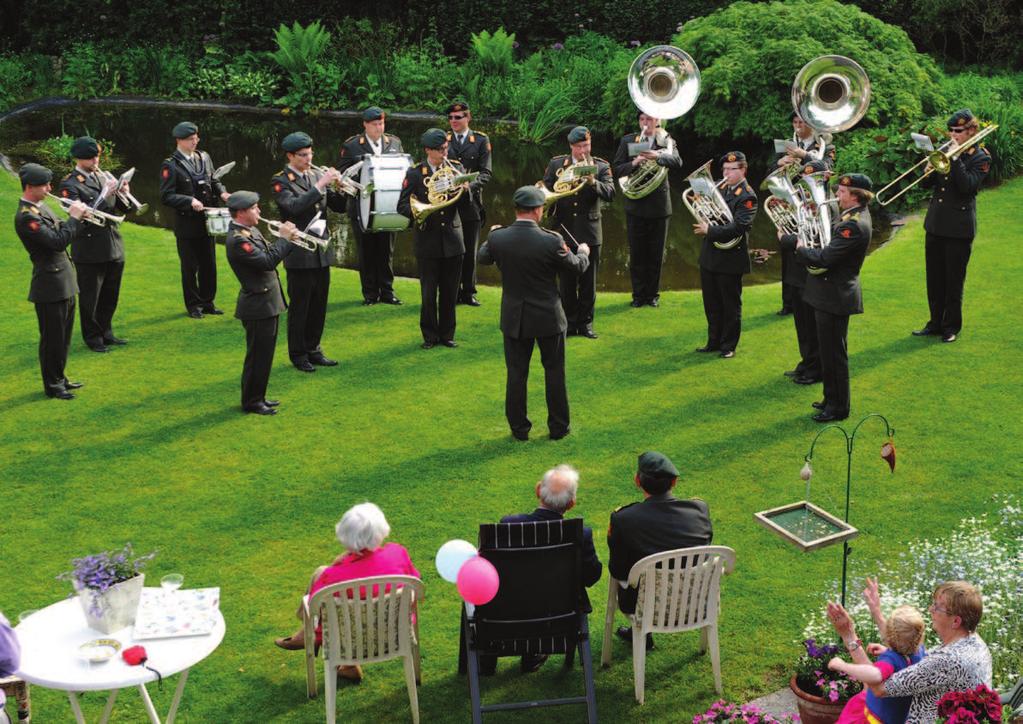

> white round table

[{"left": 14, "top": 591, "right": 225, "bottom": 723}]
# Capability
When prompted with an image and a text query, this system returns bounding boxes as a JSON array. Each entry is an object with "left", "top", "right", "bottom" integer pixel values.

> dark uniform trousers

[
  {"left": 446, "top": 129, "right": 492, "bottom": 301},
  {"left": 458, "top": 211, "right": 482, "bottom": 298},
  {"left": 504, "top": 333, "right": 568, "bottom": 437},
  {"left": 242, "top": 316, "right": 279, "bottom": 409},
  {"left": 418, "top": 256, "right": 462, "bottom": 342},
  {"left": 924, "top": 233, "right": 972, "bottom": 335},
  {"left": 611, "top": 130, "right": 682, "bottom": 305},
  {"left": 286, "top": 267, "right": 330, "bottom": 362},
  {"left": 76, "top": 261, "right": 123, "bottom": 345},
  {"left": 781, "top": 254, "right": 798, "bottom": 311},
  {"left": 159, "top": 150, "right": 227, "bottom": 314},
  {"left": 792, "top": 291, "right": 821, "bottom": 378},
  {"left": 338, "top": 132, "right": 405, "bottom": 303},
  {"left": 36, "top": 298, "right": 76, "bottom": 394},
  {"left": 815, "top": 310, "right": 850, "bottom": 413},
  {"left": 561, "top": 244, "right": 600, "bottom": 331},
  {"left": 700, "top": 269, "right": 743, "bottom": 352}
]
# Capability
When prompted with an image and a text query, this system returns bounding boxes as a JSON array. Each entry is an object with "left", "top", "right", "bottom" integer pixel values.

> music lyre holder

[{"left": 754, "top": 413, "right": 896, "bottom": 606}]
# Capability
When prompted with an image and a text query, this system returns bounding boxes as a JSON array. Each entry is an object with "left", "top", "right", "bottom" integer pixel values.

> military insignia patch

[
  {"left": 469, "top": 134, "right": 475, "bottom": 143},
  {"left": 840, "top": 176, "right": 851, "bottom": 186},
  {"left": 734, "top": 187, "right": 742, "bottom": 196},
  {"left": 240, "top": 241, "right": 254, "bottom": 253},
  {"left": 421, "top": 166, "right": 428, "bottom": 175},
  {"left": 446, "top": 132, "right": 453, "bottom": 140},
  {"left": 161, "top": 167, "right": 170, "bottom": 179},
  {"left": 727, "top": 153, "right": 737, "bottom": 162},
  {"left": 287, "top": 173, "right": 295, "bottom": 181},
  {"left": 487, "top": 142, "right": 492, "bottom": 152},
  {"left": 359, "top": 137, "right": 365, "bottom": 145},
  {"left": 76, "top": 174, "right": 85, "bottom": 182},
  {"left": 967, "top": 147, "right": 976, "bottom": 155},
  {"left": 61, "top": 189, "right": 70, "bottom": 197},
  {"left": 980, "top": 162, "right": 990, "bottom": 173},
  {"left": 840, "top": 228, "right": 852, "bottom": 238},
  {"left": 340, "top": 148, "right": 346, "bottom": 157},
  {"left": 745, "top": 199, "right": 754, "bottom": 209},
  {"left": 273, "top": 182, "right": 282, "bottom": 193},
  {"left": 28, "top": 220, "right": 40, "bottom": 232},
  {"left": 239, "top": 229, "right": 250, "bottom": 237},
  {"left": 402, "top": 177, "right": 409, "bottom": 188},
  {"left": 29, "top": 206, "right": 39, "bottom": 214}
]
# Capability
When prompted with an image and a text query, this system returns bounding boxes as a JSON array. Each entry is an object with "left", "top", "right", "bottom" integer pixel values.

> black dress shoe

[
  {"left": 293, "top": 360, "right": 316, "bottom": 372},
  {"left": 776, "top": 307, "right": 792, "bottom": 316},
  {"left": 695, "top": 344, "right": 717, "bottom": 353},
  {"left": 813, "top": 410, "right": 848, "bottom": 423},
  {"left": 793, "top": 375, "right": 821, "bottom": 385},
  {"left": 421, "top": 341, "right": 436, "bottom": 350},
  {"left": 630, "top": 299, "right": 643, "bottom": 308},
  {"left": 912, "top": 326, "right": 939, "bottom": 336},
  {"left": 441, "top": 340, "right": 458, "bottom": 348},
  {"left": 203, "top": 307, "right": 225, "bottom": 315},
  {"left": 309, "top": 354, "right": 338, "bottom": 366},
  {"left": 783, "top": 369, "right": 800, "bottom": 378},
  {"left": 647, "top": 298, "right": 659, "bottom": 307},
  {"left": 64, "top": 380, "right": 84, "bottom": 390},
  {"left": 812, "top": 400, "right": 826, "bottom": 410},
  {"left": 520, "top": 654, "right": 549, "bottom": 673},
  {"left": 187, "top": 309, "right": 204, "bottom": 319},
  {"left": 103, "top": 335, "right": 128, "bottom": 345},
  {"left": 942, "top": 333, "right": 957, "bottom": 343},
  {"left": 719, "top": 350, "right": 735, "bottom": 359},
  {"left": 87, "top": 343, "right": 110, "bottom": 353},
  {"left": 244, "top": 403, "right": 277, "bottom": 416},
  {"left": 47, "top": 389, "right": 75, "bottom": 400},
  {"left": 580, "top": 328, "right": 598, "bottom": 339},
  {"left": 381, "top": 297, "right": 403, "bottom": 305},
  {"left": 549, "top": 428, "right": 570, "bottom": 440},
  {"left": 263, "top": 399, "right": 280, "bottom": 407},
  {"left": 512, "top": 430, "right": 529, "bottom": 441},
  {"left": 615, "top": 626, "right": 655, "bottom": 651},
  {"left": 362, "top": 299, "right": 378, "bottom": 306},
  {"left": 464, "top": 296, "right": 481, "bottom": 307}
]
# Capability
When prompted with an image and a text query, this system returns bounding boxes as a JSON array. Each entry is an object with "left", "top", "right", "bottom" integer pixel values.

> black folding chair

[{"left": 457, "top": 518, "right": 598, "bottom": 723}]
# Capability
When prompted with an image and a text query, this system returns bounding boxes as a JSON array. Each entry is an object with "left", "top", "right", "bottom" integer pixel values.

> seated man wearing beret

[{"left": 608, "top": 451, "right": 713, "bottom": 649}]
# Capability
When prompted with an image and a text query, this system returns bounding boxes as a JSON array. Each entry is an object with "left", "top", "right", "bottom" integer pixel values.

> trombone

[
  {"left": 261, "top": 219, "right": 329, "bottom": 251},
  {"left": 46, "top": 193, "right": 124, "bottom": 227},
  {"left": 875, "top": 123, "right": 999, "bottom": 206}
]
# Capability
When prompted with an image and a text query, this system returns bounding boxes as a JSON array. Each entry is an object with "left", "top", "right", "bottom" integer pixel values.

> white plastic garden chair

[
  {"left": 601, "top": 545, "right": 736, "bottom": 703},
  {"left": 302, "top": 575, "right": 423, "bottom": 724}
]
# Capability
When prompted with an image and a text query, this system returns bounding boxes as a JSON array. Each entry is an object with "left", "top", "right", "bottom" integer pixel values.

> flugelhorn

[
  {"left": 261, "top": 219, "right": 329, "bottom": 251},
  {"left": 46, "top": 193, "right": 123, "bottom": 227}
]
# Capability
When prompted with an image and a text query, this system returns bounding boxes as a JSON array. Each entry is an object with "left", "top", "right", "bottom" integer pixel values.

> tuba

[
  {"left": 681, "top": 160, "right": 742, "bottom": 249},
  {"left": 536, "top": 157, "right": 598, "bottom": 209},
  {"left": 410, "top": 159, "right": 477, "bottom": 227},
  {"left": 619, "top": 45, "right": 700, "bottom": 200}
]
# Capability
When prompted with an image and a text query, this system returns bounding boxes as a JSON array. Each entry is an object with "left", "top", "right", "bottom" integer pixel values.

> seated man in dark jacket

[
  {"left": 608, "top": 451, "right": 713, "bottom": 650},
  {"left": 497, "top": 463, "right": 603, "bottom": 672}
]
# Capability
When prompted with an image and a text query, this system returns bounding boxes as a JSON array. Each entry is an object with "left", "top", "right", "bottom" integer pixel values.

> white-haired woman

[{"left": 274, "top": 502, "right": 419, "bottom": 681}]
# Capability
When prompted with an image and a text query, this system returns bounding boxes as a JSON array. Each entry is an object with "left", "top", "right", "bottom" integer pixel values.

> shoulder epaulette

[
  {"left": 343, "top": 134, "right": 359, "bottom": 145},
  {"left": 61, "top": 173, "right": 72, "bottom": 182},
  {"left": 593, "top": 156, "right": 609, "bottom": 164},
  {"left": 238, "top": 229, "right": 251, "bottom": 237}
]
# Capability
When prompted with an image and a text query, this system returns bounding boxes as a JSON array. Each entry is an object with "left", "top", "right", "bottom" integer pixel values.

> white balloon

[{"left": 435, "top": 539, "right": 478, "bottom": 583}]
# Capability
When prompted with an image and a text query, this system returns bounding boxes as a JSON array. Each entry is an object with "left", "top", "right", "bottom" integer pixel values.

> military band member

[
  {"left": 59, "top": 136, "right": 131, "bottom": 352},
  {"left": 782, "top": 173, "right": 873, "bottom": 422},
  {"left": 611, "top": 111, "right": 683, "bottom": 307},
  {"left": 775, "top": 114, "right": 837, "bottom": 316},
  {"left": 338, "top": 106, "right": 405, "bottom": 306},
  {"left": 912, "top": 109, "right": 991, "bottom": 344},
  {"left": 271, "top": 132, "right": 346, "bottom": 373},
  {"left": 543, "top": 126, "right": 615, "bottom": 339},
  {"left": 396, "top": 128, "right": 466, "bottom": 349},
  {"left": 14, "top": 163, "right": 88, "bottom": 399},
  {"left": 224, "top": 191, "right": 298, "bottom": 416},
  {"left": 693, "top": 151, "right": 758, "bottom": 358},
  {"left": 445, "top": 100, "right": 492, "bottom": 307},
  {"left": 159, "top": 121, "right": 230, "bottom": 319}
]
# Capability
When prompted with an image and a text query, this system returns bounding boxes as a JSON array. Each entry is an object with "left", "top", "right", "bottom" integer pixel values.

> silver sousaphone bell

[
  {"left": 792, "top": 55, "right": 871, "bottom": 134},
  {"left": 627, "top": 45, "right": 701, "bottom": 120}
]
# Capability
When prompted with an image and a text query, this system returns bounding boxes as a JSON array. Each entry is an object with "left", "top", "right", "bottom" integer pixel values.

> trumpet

[
  {"left": 105, "top": 168, "right": 149, "bottom": 215},
  {"left": 46, "top": 193, "right": 124, "bottom": 227},
  {"left": 311, "top": 164, "right": 368, "bottom": 197},
  {"left": 875, "top": 123, "right": 999, "bottom": 206},
  {"left": 681, "top": 160, "right": 741, "bottom": 249},
  {"left": 261, "top": 219, "right": 329, "bottom": 251}
]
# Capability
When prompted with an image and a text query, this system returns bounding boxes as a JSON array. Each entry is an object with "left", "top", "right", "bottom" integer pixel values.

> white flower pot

[{"left": 76, "top": 574, "right": 145, "bottom": 634}]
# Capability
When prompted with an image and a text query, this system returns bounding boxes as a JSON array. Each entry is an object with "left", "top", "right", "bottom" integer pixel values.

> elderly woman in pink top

[{"left": 274, "top": 502, "right": 419, "bottom": 681}]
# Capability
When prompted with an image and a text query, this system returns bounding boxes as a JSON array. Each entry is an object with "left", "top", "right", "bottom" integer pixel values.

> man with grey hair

[{"left": 492, "top": 464, "right": 603, "bottom": 673}]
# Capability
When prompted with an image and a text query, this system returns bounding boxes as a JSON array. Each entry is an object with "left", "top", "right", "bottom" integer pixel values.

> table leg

[
  {"left": 165, "top": 668, "right": 190, "bottom": 724},
  {"left": 66, "top": 692, "right": 88, "bottom": 724},
  {"left": 98, "top": 690, "right": 119, "bottom": 724},
  {"left": 137, "top": 684, "right": 162, "bottom": 724}
]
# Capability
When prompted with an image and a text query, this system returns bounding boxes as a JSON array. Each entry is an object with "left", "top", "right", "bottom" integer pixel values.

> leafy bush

[
  {"left": 0, "top": 55, "right": 35, "bottom": 111},
  {"left": 270, "top": 21, "right": 331, "bottom": 78},
  {"left": 60, "top": 42, "right": 106, "bottom": 100},
  {"left": 27, "top": 134, "right": 118, "bottom": 170},
  {"left": 470, "top": 28, "right": 516, "bottom": 76}
]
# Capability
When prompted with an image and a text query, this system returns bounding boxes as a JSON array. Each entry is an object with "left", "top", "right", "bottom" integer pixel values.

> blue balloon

[{"left": 435, "top": 539, "right": 478, "bottom": 583}]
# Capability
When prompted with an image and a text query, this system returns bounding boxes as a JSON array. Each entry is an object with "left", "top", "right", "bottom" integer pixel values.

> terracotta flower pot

[{"left": 790, "top": 675, "right": 848, "bottom": 724}]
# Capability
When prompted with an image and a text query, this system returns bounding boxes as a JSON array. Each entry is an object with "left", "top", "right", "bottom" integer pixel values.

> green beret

[
  {"left": 70, "top": 136, "right": 100, "bottom": 159},
  {"left": 720, "top": 151, "right": 746, "bottom": 165},
  {"left": 637, "top": 451, "right": 679, "bottom": 479},
  {"left": 512, "top": 185, "right": 545, "bottom": 209},
  {"left": 172, "top": 121, "right": 199, "bottom": 139},
  {"left": 282, "top": 132, "right": 314, "bottom": 153},
  {"left": 567, "top": 126, "right": 590, "bottom": 144},
  {"left": 19, "top": 163, "right": 53, "bottom": 186},
  {"left": 445, "top": 101, "right": 470, "bottom": 115},
  {"left": 421, "top": 128, "right": 448, "bottom": 149},
  {"left": 837, "top": 173, "right": 873, "bottom": 192},
  {"left": 227, "top": 190, "right": 260, "bottom": 211},
  {"left": 802, "top": 160, "right": 828, "bottom": 175},
  {"left": 362, "top": 106, "right": 385, "bottom": 122},
  {"left": 947, "top": 108, "right": 975, "bottom": 129}
]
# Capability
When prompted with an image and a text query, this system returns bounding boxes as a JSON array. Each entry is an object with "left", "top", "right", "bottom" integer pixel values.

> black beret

[
  {"left": 567, "top": 126, "right": 591, "bottom": 144},
  {"left": 282, "top": 132, "right": 314, "bottom": 153},
  {"left": 227, "top": 190, "right": 260, "bottom": 211},
  {"left": 947, "top": 108, "right": 975, "bottom": 128},
  {"left": 837, "top": 173, "right": 873, "bottom": 192},
  {"left": 70, "top": 136, "right": 100, "bottom": 159},
  {"left": 172, "top": 121, "right": 198, "bottom": 139},
  {"left": 512, "top": 185, "right": 545, "bottom": 208},
  {"left": 720, "top": 151, "right": 746, "bottom": 165},
  {"left": 421, "top": 128, "right": 447, "bottom": 149},
  {"left": 637, "top": 451, "right": 679, "bottom": 479},
  {"left": 445, "top": 101, "right": 470, "bottom": 115},
  {"left": 19, "top": 163, "right": 53, "bottom": 186},
  {"left": 362, "top": 106, "right": 385, "bottom": 122},
  {"left": 802, "top": 160, "right": 828, "bottom": 175}
]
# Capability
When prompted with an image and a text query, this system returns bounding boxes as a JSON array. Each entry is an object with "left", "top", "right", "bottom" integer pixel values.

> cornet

[
  {"left": 261, "top": 219, "right": 329, "bottom": 252},
  {"left": 46, "top": 193, "right": 124, "bottom": 227},
  {"left": 101, "top": 167, "right": 149, "bottom": 215}
]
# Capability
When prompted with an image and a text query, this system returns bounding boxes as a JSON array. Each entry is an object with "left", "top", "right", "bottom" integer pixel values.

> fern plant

[
  {"left": 470, "top": 27, "right": 516, "bottom": 76},
  {"left": 270, "top": 21, "right": 331, "bottom": 78}
]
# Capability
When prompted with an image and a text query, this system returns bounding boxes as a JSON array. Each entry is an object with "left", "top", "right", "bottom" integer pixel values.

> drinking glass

[{"left": 160, "top": 573, "right": 184, "bottom": 605}]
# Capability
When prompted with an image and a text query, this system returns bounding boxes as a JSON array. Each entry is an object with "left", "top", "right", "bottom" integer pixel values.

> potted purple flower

[
  {"left": 58, "top": 544, "right": 155, "bottom": 634},
  {"left": 789, "top": 638, "right": 861, "bottom": 724}
]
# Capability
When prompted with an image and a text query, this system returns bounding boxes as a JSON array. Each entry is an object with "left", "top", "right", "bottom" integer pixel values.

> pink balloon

[{"left": 456, "top": 556, "right": 500, "bottom": 605}]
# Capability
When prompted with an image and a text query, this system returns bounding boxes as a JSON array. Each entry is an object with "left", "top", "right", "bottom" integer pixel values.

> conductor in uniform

[
  {"left": 59, "top": 136, "right": 131, "bottom": 352},
  {"left": 14, "top": 163, "right": 88, "bottom": 399},
  {"left": 338, "top": 106, "right": 405, "bottom": 306},
  {"left": 781, "top": 173, "right": 872, "bottom": 423},
  {"left": 445, "top": 101, "right": 492, "bottom": 307},
  {"left": 477, "top": 186, "right": 591, "bottom": 441},
  {"left": 397, "top": 128, "right": 466, "bottom": 349},
  {"left": 271, "top": 132, "right": 346, "bottom": 372},
  {"left": 159, "top": 121, "right": 230, "bottom": 319},
  {"left": 543, "top": 126, "right": 615, "bottom": 339},
  {"left": 611, "top": 111, "right": 683, "bottom": 307},
  {"left": 693, "top": 151, "right": 758, "bottom": 358},
  {"left": 912, "top": 109, "right": 991, "bottom": 344},
  {"left": 607, "top": 451, "right": 713, "bottom": 646},
  {"left": 224, "top": 191, "right": 298, "bottom": 416}
]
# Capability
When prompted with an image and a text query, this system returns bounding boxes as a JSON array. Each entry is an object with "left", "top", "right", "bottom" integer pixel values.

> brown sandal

[
  {"left": 274, "top": 635, "right": 306, "bottom": 651},
  {"left": 338, "top": 665, "right": 363, "bottom": 682}
]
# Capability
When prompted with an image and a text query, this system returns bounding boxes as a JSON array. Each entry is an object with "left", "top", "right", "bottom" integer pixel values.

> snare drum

[
  {"left": 358, "top": 154, "right": 413, "bottom": 233},
  {"left": 204, "top": 207, "right": 231, "bottom": 236}
]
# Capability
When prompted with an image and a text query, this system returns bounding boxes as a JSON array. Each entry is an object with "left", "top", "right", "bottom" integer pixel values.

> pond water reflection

[{"left": 0, "top": 103, "right": 888, "bottom": 291}]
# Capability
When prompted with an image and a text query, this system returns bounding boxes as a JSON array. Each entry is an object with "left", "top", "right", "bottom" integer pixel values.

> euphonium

[
  {"left": 620, "top": 132, "right": 677, "bottom": 200},
  {"left": 410, "top": 159, "right": 471, "bottom": 227},
  {"left": 762, "top": 168, "right": 801, "bottom": 237},
  {"left": 261, "top": 219, "right": 329, "bottom": 251},
  {"left": 537, "top": 157, "right": 598, "bottom": 209},
  {"left": 681, "top": 160, "right": 741, "bottom": 249},
  {"left": 795, "top": 172, "right": 836, "bottom": 275},
  {"left": 46, "top": 193, "right": 122, "bottom": 227}
]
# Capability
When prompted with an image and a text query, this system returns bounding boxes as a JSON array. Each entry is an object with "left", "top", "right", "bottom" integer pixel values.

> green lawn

[{"left": 2, "top": 170, "right": 1020, "bottom": 723}]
